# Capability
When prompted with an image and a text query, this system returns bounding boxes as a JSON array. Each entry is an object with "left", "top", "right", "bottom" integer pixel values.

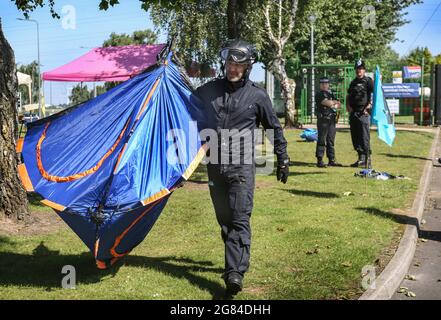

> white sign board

[
  {"left": 393, "top": 77, "right": 403, "bottom": 84},
  {"left": 386, "top": 99, "right": 400, "bottom": 114}
]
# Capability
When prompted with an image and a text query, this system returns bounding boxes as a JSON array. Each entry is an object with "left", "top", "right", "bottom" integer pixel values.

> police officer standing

[
  {"left": 315, "top": 77, "right": 342, "bottom": 168},
  {"left": 347, "top": 59, "right": 374, "bottom": 168},
  {"left": 195, "top": 39, "right": 290, "bottom": 295}
]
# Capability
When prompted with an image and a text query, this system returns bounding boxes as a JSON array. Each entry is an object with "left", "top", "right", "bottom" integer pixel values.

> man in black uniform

[
  {"left": 347, "top": 59, "right": 374, "bottom": 168},
  {"left": 315, "top": 77, "right": 342, "bottom": 168},
  {"left": 195, "top": 39, "right": 289, "bottom": 295}
]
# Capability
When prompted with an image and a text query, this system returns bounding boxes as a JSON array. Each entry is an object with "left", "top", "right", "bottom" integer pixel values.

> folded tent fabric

[
  {"left": 18, "top": 52, "right": 207, "bottom": 268},
  {"left": 300, "top": 128, "right": 318, "bottom": 142}
]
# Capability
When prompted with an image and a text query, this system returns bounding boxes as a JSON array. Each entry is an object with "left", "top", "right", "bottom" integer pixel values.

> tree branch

[
  {"left": 281, "top": 0, "right": 299, "bottom": 46},
  {"left": 264, "top": 3, "right": 277, "bottom": 44},
  {"left": 278, "top": 0, "right": 282, "bottom": 41}
]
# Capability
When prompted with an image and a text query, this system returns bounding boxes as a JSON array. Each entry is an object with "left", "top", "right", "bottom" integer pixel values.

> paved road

[{"left": 391, "top": 158, "right": 441, "bottom": 300}]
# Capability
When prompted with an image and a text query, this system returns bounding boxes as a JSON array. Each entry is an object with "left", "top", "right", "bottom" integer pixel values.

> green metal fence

[{"left": 299, "top": 63, "right": 355, "bottom": 125}]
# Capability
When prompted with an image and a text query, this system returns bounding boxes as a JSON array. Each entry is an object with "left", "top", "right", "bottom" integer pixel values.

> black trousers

[
  {"left": 349, "top": 112, "right": 371, "bottom": 155},
  {"left": 207, "top": 164, "right": 255, "bottom": 278},
  {"left": 316, "top": 117, "right": 336, "bottom": 160}
]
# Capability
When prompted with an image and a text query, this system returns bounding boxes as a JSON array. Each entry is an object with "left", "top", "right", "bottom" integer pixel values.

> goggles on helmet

[{"left": 220, "top": 48, "right": 252, "bottom": 63}]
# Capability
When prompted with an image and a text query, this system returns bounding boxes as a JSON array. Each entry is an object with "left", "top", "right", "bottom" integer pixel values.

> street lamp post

[
  {"left": 309, "top": 14, "right": 317, "bottom": 123},
  {"left": 17, "top": 18, "right": 41, "bottom": 118},
  {"left": 420, "top": 56, "right": 425, "bottom": 126}
]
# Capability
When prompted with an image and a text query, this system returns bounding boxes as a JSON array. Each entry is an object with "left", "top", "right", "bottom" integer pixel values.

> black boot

[
  {"left": 350, "top": 154, "right": 365, "bottom": 167},
  {"left": 328, "top": 159, "right": 343, "bottom": 167},
  {"left": 317, "top": 158, "right": 327, "bottom": 168},
  {"left": 225, "top": 272, "right": 243, "bottom": 295},
  {"left": 356, "top": 154, "right": 371, "bottom": 168}
]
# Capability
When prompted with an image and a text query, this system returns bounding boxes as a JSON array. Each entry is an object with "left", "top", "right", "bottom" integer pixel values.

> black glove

[{"left": 277, "top": 157, "right": 290, "bottom": 184}]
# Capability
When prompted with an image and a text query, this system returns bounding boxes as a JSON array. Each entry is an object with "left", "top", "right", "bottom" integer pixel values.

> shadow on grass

[
  {"left": 269, "top": 169, "right": 327, "bottom": 177},
  {"left": 357, "top": 207, "right": 419, "bottom": 226},
  {"left": 290, "top": 161, "right": 317, "bottom": 168},
  {"left": 289, "top": 171, "right": 327, "bottom": 177},
  {"left": 284, "top": 189, "right": 340, "bottom": 199},
  {"left": 0, "top": 236, "right": 16, "bottom": 247},
  {"left": 379, "top": 153, "right": 432, "bottom": 161},
  {"left": 291, "top": 161, "right": 356, "bottom": 169},
  {"left": 356, "top": 208, "right": 441, "bottom": 242},
  {"left": 123, "top": 255, "right": 228, "bottom": 299},
  {"left": 27, "top": 193, "right": 45, "bottom": 208},
  {"left": 0, "top": 242, "right": 227, "bottom": 299},
  {"left": 358, "top": 207, "right": 441, "bottom": 243}
]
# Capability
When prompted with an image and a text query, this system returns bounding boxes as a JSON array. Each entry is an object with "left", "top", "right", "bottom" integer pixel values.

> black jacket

[
  {"left": 194, "top": 78, "right": 288, "bottom": 165},
  {"left": 315, "top": 89, "right": 338, "bottom": 119},
  {"left": 347, "top": 76, "right": 374, "bottom": 111}
]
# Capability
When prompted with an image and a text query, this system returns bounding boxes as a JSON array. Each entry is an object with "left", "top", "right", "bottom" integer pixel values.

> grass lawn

[
  {"left": 0, "top": 128, "right": 434, "bottom": 300},
  {"left": 394, "top": 115, "right": 415, "bottom": 125}
]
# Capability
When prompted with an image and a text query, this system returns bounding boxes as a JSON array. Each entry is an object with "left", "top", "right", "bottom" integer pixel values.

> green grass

[
  {"left": 394, "top": 115, "right": 415, "bottom": 125},
  {"left": 0, "top": 129, "right": 434, "bottom": 300}
]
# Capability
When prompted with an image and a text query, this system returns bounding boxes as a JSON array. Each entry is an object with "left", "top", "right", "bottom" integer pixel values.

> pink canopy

[{"left": 42, "top": 44, "right": 166, "bottom": 82}]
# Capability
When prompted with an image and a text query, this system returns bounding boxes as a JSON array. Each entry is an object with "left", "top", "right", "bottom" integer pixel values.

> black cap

[
  {"left": 355, "top": 58, "right": 366, "bottom": 70},
  {"left": 319, "top": 77, "right": 330, "bottom": 84}
]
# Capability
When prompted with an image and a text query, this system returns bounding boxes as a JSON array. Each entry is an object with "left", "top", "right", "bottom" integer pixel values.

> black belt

[{"left": 318, "top": 113, "right": 336, "bottom": 119}]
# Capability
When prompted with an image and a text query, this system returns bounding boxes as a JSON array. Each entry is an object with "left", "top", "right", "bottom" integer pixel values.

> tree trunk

[
  {"left": 268, "top": 57, "right": 298, "bottom": 128},
  {"left": 227, "top": 0, "right": 238, "bottom": 39},
  {"left": 0, "top": 19, "right": 29, "bottom": 221},
  {"left": 282, "top": 78, "right": 297, "bottom": 128},
  {"left": 227, "top": 0, "right": 247, "bottom": 39}
]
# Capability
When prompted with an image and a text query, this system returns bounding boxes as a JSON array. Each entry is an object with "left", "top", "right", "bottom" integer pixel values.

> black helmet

[
  {"left": 355, "top": 58, "right": 366, "bottom": 70},
  {"left": 219, "top": 39, "right": 258, "bottom": 64},
  {"left": 219, "top": 39, "right": 257, "bottom": 81}
]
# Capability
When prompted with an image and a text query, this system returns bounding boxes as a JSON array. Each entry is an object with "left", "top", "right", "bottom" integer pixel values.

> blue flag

[{"left": 372, "top": 66, "right": 396, "bottom": 146}]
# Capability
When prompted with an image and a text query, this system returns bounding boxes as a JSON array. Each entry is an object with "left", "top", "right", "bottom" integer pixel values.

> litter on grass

[{"left": 354, "top": 169, "right": 410, "bottom": 180}]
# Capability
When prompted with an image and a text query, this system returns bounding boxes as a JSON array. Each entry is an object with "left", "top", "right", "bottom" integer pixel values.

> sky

[
  {"left": 390, "top": 0, "right": 441, "bottom": 56},
  {"left": 1, "top": 0, "right": 441, "bottom": 105}
]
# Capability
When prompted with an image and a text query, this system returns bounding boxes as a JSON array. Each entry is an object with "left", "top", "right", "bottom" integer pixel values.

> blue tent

[{"left": 16, "top": 51, "right": 207, "bottom": 269}]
